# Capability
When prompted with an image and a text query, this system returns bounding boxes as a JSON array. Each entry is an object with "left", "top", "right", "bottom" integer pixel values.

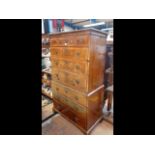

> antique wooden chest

[{"left": 50, "top": 29, "right": 107, "bottom": 134}]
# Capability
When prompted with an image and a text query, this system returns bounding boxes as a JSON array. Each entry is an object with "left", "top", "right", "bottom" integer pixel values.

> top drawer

[{"left": 50, "top": 35, "right": 89, "bottom": 47}]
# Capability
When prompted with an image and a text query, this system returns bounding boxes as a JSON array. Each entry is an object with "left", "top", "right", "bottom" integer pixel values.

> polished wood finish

[
  {"left": 52, "top": 81, "right": 87, "bottom": 107},
  {"left": 106, "top": 85, "right": 113, "bottom": 111},
  {"left": 50, "top": 29, "right": 107, "bottom": 134}
]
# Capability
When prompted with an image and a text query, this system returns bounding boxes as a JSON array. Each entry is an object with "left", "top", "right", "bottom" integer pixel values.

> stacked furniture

[
  {"left": 42, "top": 34, "right": 54, "bottom": 121},
  {"left": 104, "top": 35, "right": 113, "bottom": 118},
  {"left": 50, "top": 29, "right": 107, "bottom": 134}
]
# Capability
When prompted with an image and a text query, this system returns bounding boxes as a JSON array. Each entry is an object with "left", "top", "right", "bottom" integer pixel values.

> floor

[
  {"left": 42, "top": 98, "right": 113, "bottom": 135},
  {"left": 42, "top": 114, "right": 113, "bottom": 135},
  {"left": 42, "top": 103, "right": 55, "bottom": 121}
]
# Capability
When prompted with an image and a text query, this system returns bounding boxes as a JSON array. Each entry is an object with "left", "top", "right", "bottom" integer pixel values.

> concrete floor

[
  {"left": 42, "top": 98, "right": 113, "bottom": 135},
  {"left": 42, "top": 103, "right": 54, "bottom": 121},
  {"left": 42, "top": 114, "right": 113, "bottom": 135}
]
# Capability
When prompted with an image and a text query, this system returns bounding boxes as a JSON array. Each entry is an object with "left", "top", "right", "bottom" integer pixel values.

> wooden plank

[
  {"left": 42, "top": 90, "right": 53, "bottom": 99},
  {"left": 42, "top": 79, "right": 51, "bottom": 86}
]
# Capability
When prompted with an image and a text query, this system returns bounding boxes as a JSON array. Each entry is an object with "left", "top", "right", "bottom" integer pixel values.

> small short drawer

[
  {"left": 51, "top": 35, "right": 89, "bottom": 47},
  {"left": 52, "top": 81, "right": 87, "bottom": 107}
]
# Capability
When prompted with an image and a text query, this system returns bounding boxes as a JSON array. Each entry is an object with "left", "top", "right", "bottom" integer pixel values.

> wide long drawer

[
  {"left": 51, "top": 47, "right": 89, "bottom": 61},
  {"left": 50, "top": 35, "right": 89, "bottom": 47},
  {"left": 53, "top": 92, "right": 86, "bottom": 114},
  {"left": 53, "top": 100, "right": 86, "bottom": 129},
  {"left": 52, "top": 81, "right": 87, "bottom": 107},
  {"left": 52, "top": 69, "right": 87, "bottom": 92},
  {"left": 52, "top": 58, "right": 88, "bottom": 75}
]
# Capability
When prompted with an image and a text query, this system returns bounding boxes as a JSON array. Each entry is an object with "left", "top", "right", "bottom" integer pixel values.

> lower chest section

[{"left": 52, "top": 81, "right": 104, "bottom": 132}]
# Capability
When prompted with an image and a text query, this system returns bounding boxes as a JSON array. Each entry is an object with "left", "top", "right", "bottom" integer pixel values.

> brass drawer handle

[
  {"left": 64, "top": 49, "right": 69, "bottom": 54},
  {"left": 75, "top": 65, "right": 80, "bottom": 70},
  {"left": 64, "top": 61, "right": 68, "bottom": 65},
  {"left": 64, "top": 89, "right": 68, "bottom": 93},
  {"left": 55, "top": 61, "right": 59, "bottom": 65},
  {"left": 73, "top": 116, "right": 79, "bottom": 122},
  {"left": 56, "top": 87, "right": 59, "bottom": 91},
  {"left": 54, "top": 51, "right": 58, "bottom": 55},
  {"left": 77, "top": 38, "right": 83, "bottom": 43},
  {"left": 74, "top": 96, "right": 79, "bottom": 100},
  {"left": 76, "top": 52, "right": 80, "bottom": 56},
  {"left": 64, "top": 40, "right": 69, "bottom": 43},
  {"left": 65, "top": 72, "right": 69, "bottom": 76},
  {"left": 75, "top": 79, "right": 80, "bottom": 85},
  {"left": 55, "top": 74, "right": 59, "bottom": 80}
]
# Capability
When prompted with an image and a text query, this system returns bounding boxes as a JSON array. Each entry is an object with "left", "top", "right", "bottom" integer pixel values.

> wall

[
  {"left": 42, "top": 19, "right": 74, "bottom": 33},
  {"left": 64, "top": 25, "right": 74, "bottom": 32},
  {"left": 42, "top": 19, "right": 44, "bottom": 34}
]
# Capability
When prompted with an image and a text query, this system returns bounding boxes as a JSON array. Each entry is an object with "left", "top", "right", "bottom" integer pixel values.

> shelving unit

[
  {"left": 103, "top": 33, "right": 113, "bottom": 124},
  {"left": 42, "top": 34, "right": 51, "bottom": 96},
  {"left": 42, "top": 90, "right": 53, "bottom": 100},
  {"left": 42, "top": 68, "right": 51, "bottom": 75},
  {"left": 42, "top": 34, "right": 55, "bottom": 121}
]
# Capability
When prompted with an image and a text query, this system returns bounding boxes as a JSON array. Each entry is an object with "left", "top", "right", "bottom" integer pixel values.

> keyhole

[
  {"left": 75, "top": 79, "right": 80, "bottom": 84},
  {"left": 75, "top": 96, "right": 79, "bottom": 100},
  {"left": 76, "top": 52, "right": 80, "bottom": 56},
  {"left": 75, "top": 65, "right": 80, "bottom": 70},
  {"left": 55, "top": 51, "right": 58, "bottom": 55}
]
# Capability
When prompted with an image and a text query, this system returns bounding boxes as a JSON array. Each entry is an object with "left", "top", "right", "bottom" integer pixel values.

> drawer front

[
  {"left": 52, "top": 70, "right": 87, "bottom": 92},
  {"left": 51, "top": 35, "right": 89, "bottom": 47},
  {"left": 51, "top": 47, "right": 62, "bottom": 57},
  {"left": 52, "top": 59, "right": 88, "bottom": 75},
  {"left": 53, "top": 100, "right": 66, "bottom": 112},
  {"left": 62, "top": 107, "right": 86, "bottom": 129},
  {"left": 53, "top": 92, "right": 86, "bottom": 114},
  {"left": 51, "top": 70, "right": 61, "bottom": 81},
  {"left": 52, "top": 59, "right": 60, "bottom": 68},
  {"left": 62, "top": 47, "right": 89, "bottom": 61},
  {"left": 52, "top": 82, "right": 87, "bottom": 107},
  {"left": 51, "top": 47, "right": 89, "bottom": 61}
]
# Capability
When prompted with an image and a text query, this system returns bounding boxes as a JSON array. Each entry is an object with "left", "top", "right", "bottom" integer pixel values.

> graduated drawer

[
  {"left": 51, "top": 47, "right": 89, "bottom": 61},
  {"left": 52, "top": 69, "right": 87, "bottom": 92},
  {"left": 53, "top": 99, "right": 86, "bottom": 129},
  {"left": 52, "top": 58, "right": 88, "bottom": 75},
  {"left": 52, "top": 81, "right": 87, "bottom": 107},
  {"left": 50, "top": 35, "right": 89, "bottom": 47},
  {"left": 53, "top": 92, "right": 86, "bottom": 114}
]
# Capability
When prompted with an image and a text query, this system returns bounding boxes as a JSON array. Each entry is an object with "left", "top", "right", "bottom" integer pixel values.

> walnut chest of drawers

[{"left": 50, "top": 29, "right": 107, "bottom": 134}]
